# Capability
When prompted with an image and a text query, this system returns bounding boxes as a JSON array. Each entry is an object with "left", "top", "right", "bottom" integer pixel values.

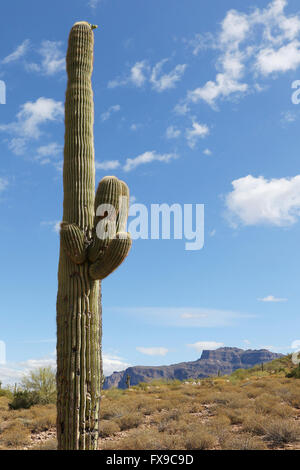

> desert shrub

[
  {"left": 9, "top": 391, "right": 40, "bottom": 410},
  {"left": 220, "top": 408, "right": 248, "bottom": 425},
  {"left": 0, "top": 422, "right": 31, "bottom": 447},
  {"left": 0, "top": 396, "right": 10, "bottom": 411},
  {"left": 21, "top": 367, "right": 56, "bottom": 405},
  {"left": 263, "top": 419, "right": 300, "bottom": 445},
  {"left": 242, "top": 414, "right": 269, "bottom": 436},
  {"left": 221, "top": 433, "right": 266, "bottom": 450},
  {"left": 254, "top": 394, "right": 278, "bottom": 415},
  {"left": 286, "top": 366, "right": 300, "bottom": 379},
  {"left": 0, "top": 388, "right": 13, "bottom": 399},
  {"left": 99, "top": 420, "right": 120, "bottom": 438},
  {"left": 29, "top": 405, "right": 56, "bottom": 431},
  {"left": 117, "top": 413, "right": 143, "bottom": 431},
  {"left": 100, "top": 403, "right": 123, "bottom": 420},
  {"left": 184, "top": 430, "right": 216, "bottom": 450},
  {"left": 101, "top": 428, "right": 184, "bottom": 450},
  {"left": 271, "top": 404, "right": 295, "bottom": 419}
]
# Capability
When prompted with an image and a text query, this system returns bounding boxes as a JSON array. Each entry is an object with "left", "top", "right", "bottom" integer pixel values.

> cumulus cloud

[
  {"left": 186, "top": 122, "right": 209, "bottom": 148},
  {"left": 40, "top": 220, "right": 61, "bottom": 233},
  {"left": 100, "top": 104, "right": 121, "bottom": 121},
  {"left": 95, "top": 160, "right": 120, "bottom": 170},
  {"left": 0, "top": 352, "right": 130, "bottom": 385},
  {"left": 258, "top": 295, "right": 288, "bottom": 302},
  {"left": 123, "top": 150, "right": 178, "bottom": 172},
  {"left": 2, "top": 39, "right": 30, "bottom": 64},
  {"left": 0, "top": 355, "right": 56, "bottom": 385},
  {"left": 181, "top": 0, "right": 300, "bottom": 109},
  {"left": 108, "top": 59, "right": 186, "bottom": 92},
  {"left": 26, "top": 41, "right": 65, "bottom": 76},
  {"left": 256, "top": 40, "right": 300, "bottom": 74},
  {"left": 108, "top": 61, "right": 148, "bottom": 88},
  {"left": 166, "top": 125, "right": 181, "bottom": 139},
  {"left": 225, "top": 174, "right": 300, "bottom": 227},
  {"left": 0, "top": 97, "right": 63, "bottom": 155},
  {"left": 136, "top": 347, "right": 168, "bottom": 356},
  {"left": 35, "top": 142, "right": 62, "bottom": 165},
  {"left": 102, "top": 353, "right": 131, "bottom": 376},
  {"left": 203, "top": 148, "right": 212, "bottom": 155},
  {"left": 187, "top": 341, "right": 224, "bottom": 353},
  {"left": 150, "top": 59, "right": 187, "bottom": 92}
]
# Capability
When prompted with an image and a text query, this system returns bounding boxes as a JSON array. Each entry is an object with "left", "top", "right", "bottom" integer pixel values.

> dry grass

[{"left": 1, "top": 365, "right": 300, "bottom": 450}]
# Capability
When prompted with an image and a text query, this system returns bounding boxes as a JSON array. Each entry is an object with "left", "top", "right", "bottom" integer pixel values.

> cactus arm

[
  {"left": 117, "top": 180, "right": 130, "bottom": 233},
  {"left": 60, "top": 223, "right": 87, "bottom": 264},
  {"left": 88, "top": 176, "right": 122, "bottom": 263},
  {"left": 90, "top": 232, "right": 132, "bottom": 280}
]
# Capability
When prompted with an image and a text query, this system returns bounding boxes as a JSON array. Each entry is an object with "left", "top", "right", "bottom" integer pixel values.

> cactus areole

[{"left": 56, "top": 21, "right": 132, "bottom": 450}]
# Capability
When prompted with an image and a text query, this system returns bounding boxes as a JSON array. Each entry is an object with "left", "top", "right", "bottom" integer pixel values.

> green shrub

[
  {"left": 286, "top": 365, "right": 300, "bottom": 379},
  {"left": 9, "top": 391, "right": 40, "bottom": 410}
]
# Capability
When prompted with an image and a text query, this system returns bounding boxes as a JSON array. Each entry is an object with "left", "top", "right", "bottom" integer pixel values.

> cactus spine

[{"left": 56, "top": 21, "right": 131, "bottom": 450}]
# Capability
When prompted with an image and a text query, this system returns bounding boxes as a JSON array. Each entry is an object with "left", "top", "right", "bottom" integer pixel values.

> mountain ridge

[{"left": 103, "top": 347, "right": 283, "bottom": 389}]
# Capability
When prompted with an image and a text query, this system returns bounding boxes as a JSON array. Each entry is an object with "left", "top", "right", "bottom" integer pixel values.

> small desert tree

[{"left": 21, "top": 366, "right": 56, "bottom": 404}]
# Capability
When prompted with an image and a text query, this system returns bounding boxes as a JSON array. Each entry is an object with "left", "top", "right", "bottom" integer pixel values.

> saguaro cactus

[{"left": 56, "top": 21, "right": 132, "bottom": 450}]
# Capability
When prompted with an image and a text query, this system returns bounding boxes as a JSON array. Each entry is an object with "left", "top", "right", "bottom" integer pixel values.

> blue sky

[{"left": 1, "top": 0, "right": 300, "bottom": 384}]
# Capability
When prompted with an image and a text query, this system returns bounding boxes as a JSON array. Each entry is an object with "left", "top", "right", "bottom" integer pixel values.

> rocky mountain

[{"left": 103, "top": 347, "right": 283, "bottom": 389}]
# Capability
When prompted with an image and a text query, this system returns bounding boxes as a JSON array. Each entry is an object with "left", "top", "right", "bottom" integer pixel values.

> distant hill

[{"left": 103, "top": 347, "right": 283, "bottom": 389}]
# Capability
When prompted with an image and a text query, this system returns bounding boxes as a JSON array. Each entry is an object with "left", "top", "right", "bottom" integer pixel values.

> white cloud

[
  {"left": 95, "top": 160, "right": 120, "bottom": 170},
  {"left": 0, "top": 356, "right": 56, "bottom": 385},
  {"left": 0, "top": 177, "right": 9, "bottom": 193},
  {"left": 181, "top": 313, "right": 208, "bottom": 319},
  {"left": 36, "top": 142, "right": 62, "bottom": 164},
  {"left": 187, "top": 341, "right": 224, "bottom": 353},
  {"left": 100, "top": 104, "right": 121, "bottom": 121},
  {"left": 258, "top": 295, "right": 288, "bottom": 302},
  {"left": 186, "top": 122, "right": 209, "bottom": 148},
  {"left": 203, "top": 148, "right": 212, "bottom": 155},
  {"left": 136, "top": 347, "right": 168, "bottom": 356},
  {"left": 0, "top": 351, "right": 130, "bottom": 385},
  {"left": 281, "top": 110, "right": 297, "bottom": 124},
  {"left": 41, "top": 220, "right": 61, "bottom": 234},
  {"left": 185, "top": 33, "right": 213, "bottom": 55},
  {"left": 108, "top": 59, "right": 186, "bottom": 92},
  {"left": 2, "top": 39, "right": 30, "bottom": 64},
  {"left": 108, "top": 306, "right": 256, "bottom": 328},
  {"left": 26, "top": 41, "right": 65, "bottom": 76},
  {"left": 256, "top": 40, "right": 300, "bottom": 75},
  {"left": 150, "top": 59, "right": 187, "bottom": 92},
  {"left": 181, "top": 0, "right": 300, "bottom": 109},
  {"left": 209, "top": 229, "right": 216, "bottom": 237},
  {"left": 89, "top": 0, "right": 101, "bottom": 8},
  {"left": 166, "top": 125, "right": 181, "bottom": 139},
  {"left": 130, "top": 123, "right": 141, "bottom": 131},
  {"left": 123, "top": 150, "right": 178, "bottom": 172},
  {"left": 187, "top": 51, "right": 248, "bottom": 108},
  {"left": 108, "top": 61, "right": 148, "bottom": 89},
  {"left": 102, "top": 353, "right": 131, "bottom": 376},
  {"left": 130, "top": 61, "right": 148, "bottom": 87},
  {"left": 225, "top": 174, "right": 300, "bottom": 227},
  {"left": 174, "top": 101, "right": 190, "bottom": 115},
  {"left": 0, "top": 97, "right": 63, "bottom": 154}
]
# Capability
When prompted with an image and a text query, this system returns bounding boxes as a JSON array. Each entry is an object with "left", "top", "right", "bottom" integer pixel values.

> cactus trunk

[
  {"left": 56, "top": 22, "right": 100, "bottom": 450},
  {"left": 56, "top": 22, "right": 131, "bottom": 451}
]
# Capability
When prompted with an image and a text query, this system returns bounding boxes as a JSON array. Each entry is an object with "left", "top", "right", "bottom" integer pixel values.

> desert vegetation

[{"left": 0, "top": 357, "right": 300, "bottom": 450}]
